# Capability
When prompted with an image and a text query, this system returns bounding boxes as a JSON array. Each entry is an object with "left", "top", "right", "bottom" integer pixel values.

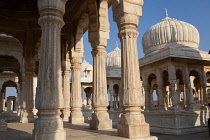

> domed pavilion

[{"left": 139, "top": 11, "right": 210, "bottom": 135}]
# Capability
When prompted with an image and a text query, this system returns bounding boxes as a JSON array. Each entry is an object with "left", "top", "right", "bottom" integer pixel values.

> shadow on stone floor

[
  {"left": 152, "top": 131, "right": 209, "bottom": 140},
  {"left": 0, "top": 128, "right": 32, "bottom": 140},
  {"left": 64, "top": 122, "right": 119, "bottom": 137}
]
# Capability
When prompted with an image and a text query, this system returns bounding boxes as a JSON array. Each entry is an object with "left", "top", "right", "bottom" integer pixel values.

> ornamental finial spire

[
  {"left": 116, "top": 41, "right": 119, "bottom": 48},
  {"left": 165, "top": 8, "right": 168, "bottom": 17}
]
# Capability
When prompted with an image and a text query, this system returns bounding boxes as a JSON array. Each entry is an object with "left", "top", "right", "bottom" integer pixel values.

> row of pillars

[{"left": 33, "top": 0, "right": 153, "bottom": 139}]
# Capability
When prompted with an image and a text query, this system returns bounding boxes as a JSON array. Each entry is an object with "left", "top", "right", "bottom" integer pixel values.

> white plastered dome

[
  {"left": 106, "top": 45, "right": 121, "bottom": 67},
  {"left": 142, "top": 16, "right": 200, "bottom": 55}
]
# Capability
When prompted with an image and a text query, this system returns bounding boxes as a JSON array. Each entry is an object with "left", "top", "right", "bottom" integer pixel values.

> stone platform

[
  {"left": 0, "top": 122, "right": 209, "bottom": 140},
  {"left": 143, "top": 110, "right": 209, "bottom": 135}
]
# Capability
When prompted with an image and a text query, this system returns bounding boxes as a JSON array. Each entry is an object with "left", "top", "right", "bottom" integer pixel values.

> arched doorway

[
  {"left": 0, "top": 80, "right": 18, "bottom": 112},
  {"left": 189, "top": 70, "right": 201, "bottom": 105},
  {"left": 148, "top": 73, "right": 158, "bottom": 110}
]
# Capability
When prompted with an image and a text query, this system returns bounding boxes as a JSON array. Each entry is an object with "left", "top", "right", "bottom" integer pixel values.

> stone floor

[{"left": 0, "top": 123, "right": 209, "bottom": 140}]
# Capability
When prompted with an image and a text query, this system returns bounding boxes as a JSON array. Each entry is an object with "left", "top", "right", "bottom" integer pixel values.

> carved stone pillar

[
  {"left": 0, "top": 89, "right": 3, "bottom": 112},
  {"left": 114, "top": 86, "right": 119, "bottom": 109},
  {"left": 21, "top": 71, "right": 34, "bottom": 123},
  {"left": 16, "top": 87, "right": 21, "bottom": 116},
  {"left": 183, "top": 84, "right": 187, "bottom": 109},
  {"left": 62, "top": 69, "right": 71, "bottom": 121},
  {"left": 201, "top": 70, "right": 207, "bottom": 109},
  {"left": 89, "top": 47, "right": 112, "bottom": 129},
  {"left": 144, "top": 86, "right": 151, "bottom": 111},
  {"left": 88, "top": 0, "right": 112, "bottom": 130},
  {"left": 142, "top": 74, "right": 151, "bottom": 111},
  {"left": 6, "top": 97, "right": 13, "bottom": 112},
  {"left": 33, "top": 0, "right": 67, "bottom": 139},
  {"left": 184, "top": 65, "right": 193, "bottom": 110},
  {"left": 69, "top": 57, "right": 84, "bottom": 124},
  {"left": 108, "top": 81, "right": 114, "bottom": 111},
  {"left": 156, "top": 69, "right": 165, "bottom": 111},
  {"left": 169, "top": 80, "right": 179, "bottom": 110},
  {"left": 168, "top": 65, "right": 179, "bottom": 110},
  {"left": 189, "top": 76, "right": 196, "bottom": 105},
  {"left": 113, "top": 1, "right": 156, "bottom": 139}
]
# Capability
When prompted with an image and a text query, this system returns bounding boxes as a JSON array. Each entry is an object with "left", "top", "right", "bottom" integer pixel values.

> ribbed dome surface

[
  {"left": 106, "top": 47, "right": 121, "bottom": 67},
  {"left": 142, "top": 17, "right": 200, "bottom": 55},
  {"left": 81, "top": 60, "right": 93, "bottom": 70}
]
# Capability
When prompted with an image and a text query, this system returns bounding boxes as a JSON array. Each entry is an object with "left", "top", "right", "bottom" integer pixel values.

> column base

[
  {"left": 33, "top": 111, "right": 66, "bottom": 140},
  {"left": 90, "top": 111, "right": 112, "bottom": 130},
  {"left": 21, "top": 110, "right": 34, "bottom": 123},
  {"left": 117, "top": 113, "right": 152, "bottom": 139},
  {"left": 69, "top": 110, "right": 84, "bottom": 124},
  {"left": 62, "top": 109, "right": 70, "bottom": 122}
]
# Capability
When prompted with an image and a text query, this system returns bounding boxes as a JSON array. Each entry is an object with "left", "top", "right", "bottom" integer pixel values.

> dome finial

[
  {"left": 165, "top": 8, "right": 168, "bottom": 17},
  {"left": 116, "top": 41, "right": 119, "bottom": 48}
]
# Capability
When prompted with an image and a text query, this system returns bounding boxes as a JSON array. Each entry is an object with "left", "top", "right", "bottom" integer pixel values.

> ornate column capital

[
  {"left": 112, "top": 0, "right": 143, "bottom": 28},
  {"left": 70, "top": 57, "right": 82, "bottom": 70},
  {"left": 38, "top": 0, "right": 67, "bottom": 28},
  {"left": 62, "top": 59, "right": 71, "bottom": 71},
  {"left": 91, "top": 47, "right": 106, "bottom": 57},
  {"left": 38, "top": 0, "right": 67, "bottom": 16}
]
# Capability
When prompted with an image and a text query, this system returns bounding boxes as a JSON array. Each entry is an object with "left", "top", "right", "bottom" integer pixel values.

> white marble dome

[
  {"left": 81, "top": 60, "right": 92, "bottom": 71},
  {"left": 106, "top": 46, "right": 121, "bottom": 67},
  {"left": 142, "top": 16, "right": 200, "bottom": 55}
]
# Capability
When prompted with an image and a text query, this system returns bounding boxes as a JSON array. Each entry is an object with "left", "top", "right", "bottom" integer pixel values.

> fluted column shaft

[
  {"left": 168, "top": 65, "right": 179, "bottom": 110},
  {"left": 69, "top": 57, "right": 84, "bottom": 124},
  {"left": 21, "top": 71, "right": 34, "bottom": 123},
  {"left": 142, "top": 74, "right": 151, "bottom": 111},
  {"left": 113, "top": 0, "right": 153, "bottom": 139},
  {"left": 88, "top": 0, "right": 112, "bottom": 130},
  {"left": 109, "top": 81, "right": 114, "bottom": 111},
  {"left": 33, "top": 1, "right": 67, "bottom": 139},
  {"left": 62, "top": 70, "right": 70, "bottom": 121},
  {"left": 156, "top": 69, "right": 165, "bottom": 111},
  {"left": 89, "top": 47, "right": 112, "bottom": 129}
]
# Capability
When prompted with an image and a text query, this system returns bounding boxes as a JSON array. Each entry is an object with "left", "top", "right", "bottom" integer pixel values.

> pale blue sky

[{"left": 83, "top": 0, "right": 210, "bottom": 64}]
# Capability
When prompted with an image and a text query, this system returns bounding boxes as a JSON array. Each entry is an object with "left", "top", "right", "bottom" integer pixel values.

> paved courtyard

[{"left": 0, "top": 123, "right": 209, "bottom": 140}]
